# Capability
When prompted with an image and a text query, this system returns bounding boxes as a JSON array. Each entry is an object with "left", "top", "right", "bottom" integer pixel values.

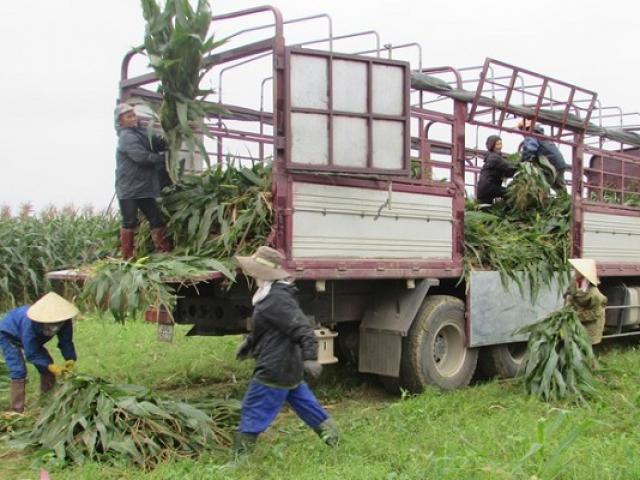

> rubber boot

[
  {"left": 120, "top": 228, "right": 135, "bottom": 260},
  {"left": 10, "top": 379, "right": 26, "bottom": 413},
  {"left": 40, "top": 371, "right": 56, "bottom": 395},
  {"left": 313, "top": 417, "right": 340, "bottom": 447},
  {"left": 231, "top": 431, "right": 258, "bottom": 461},
  {"left": 151, "top": 227, "right": 172, "bottom": 253}
]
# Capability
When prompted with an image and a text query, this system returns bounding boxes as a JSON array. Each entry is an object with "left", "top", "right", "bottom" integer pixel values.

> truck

[{"left": 50, "top": 5, "right": 640, "bottom": 392}]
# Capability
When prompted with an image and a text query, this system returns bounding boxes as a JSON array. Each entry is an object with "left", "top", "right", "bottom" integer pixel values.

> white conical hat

[
  {"left": 568, "top": 258, "right": 599, "bottom": 285},
  {"left": 27, "top": 292, "right": 79, "bottom": 324}
]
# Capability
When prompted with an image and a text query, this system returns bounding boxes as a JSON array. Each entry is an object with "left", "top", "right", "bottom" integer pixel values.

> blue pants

[
  {"left": 239, "top": 380, "right": 329, "bottom": 434},
  {"left": 0, "top": 333, "right": 27, "bottom": 380}
]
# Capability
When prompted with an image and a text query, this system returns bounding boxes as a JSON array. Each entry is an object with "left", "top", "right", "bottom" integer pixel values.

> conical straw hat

[
  {"left": 27, "top": 292, "right": 79, "bottom": 324},
  {"left": 568, "top": 258, "right": 599, "bottom": 285}
]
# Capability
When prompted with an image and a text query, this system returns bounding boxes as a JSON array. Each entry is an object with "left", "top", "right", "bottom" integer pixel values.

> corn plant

[
  {"left": 140, "top": 0, "right": 225, "bottom": 179},
  {"left": 21, "top": 374, "right": 240, "bottom": 469},
  {"left": 518, "top": 305, "right": 597, "bottom": 402},
  {"left": 0, "top": 205, "right": 119, "bottom": 311}
]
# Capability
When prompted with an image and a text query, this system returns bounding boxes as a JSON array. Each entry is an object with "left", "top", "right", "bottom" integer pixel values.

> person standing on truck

[
  {"left": 0, "top": 292, "right": 79, "bottom": 413},
  {"left": 565, "top": 258, "right": 607, "bottom": 344},
  {"left": 114, "top": 103, "right": 171, "bottom": 260},
  {"left": 232, "top": 246, "right": 339, "bottom": 458},
  {"left": 517, "top": 119, "right": 569, "bottom": 189},
  {"left": 476, "top": 135, "right": 518, "bottom": 204}
]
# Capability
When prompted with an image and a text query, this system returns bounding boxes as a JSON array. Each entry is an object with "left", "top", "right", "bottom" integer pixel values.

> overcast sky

[{"left": 2, "top": 0, "right": 638, "bottom": 212}]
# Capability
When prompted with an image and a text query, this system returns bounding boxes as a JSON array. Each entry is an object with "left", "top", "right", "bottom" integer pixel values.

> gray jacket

[{"left": 115, "top": 127, "right": 167, "bottom": 199}]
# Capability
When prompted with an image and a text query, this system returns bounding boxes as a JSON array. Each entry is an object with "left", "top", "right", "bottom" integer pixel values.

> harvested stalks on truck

[
  {"left": 161, "top": 160, "right": 273, "bottom": 257},
  {"left": 82, "top": 254, "right": 234, "bottom": 322},
  {"left": 464, "top": 159, "right": 571, "bottom": 300},
  {"left": 21, "top": 374, "right": 240, "bottom": 469},
  {"left": 519, "top": 306, "right": 597, "bottom": 402},
  {"left": 141, "top": 0, "right": 225, "bottom": 179}
]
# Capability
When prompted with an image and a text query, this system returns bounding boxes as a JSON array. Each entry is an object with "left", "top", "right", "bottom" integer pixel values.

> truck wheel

[
  {"left": 400, "top": 295, "right": 478, "bottom": 392},
  {"left": 479, "top": 343, "right": 527, "bottom": 379}
]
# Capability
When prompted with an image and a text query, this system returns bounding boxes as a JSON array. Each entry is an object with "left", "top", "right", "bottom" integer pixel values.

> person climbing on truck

[
  {"left": 518, "top": 119, "right": 568, "bottom": 190},
  {"left": 0, "top": 292, "right": 79, "bottom": 413},
  {"left": 232, "top": 246, "right": 339, "bottom": 458},
  {"left": 565, "top": 258, "right": 607, "bottom": 344},
  {"left": 476, "top": 135, "right": 518, "bottom": 204},
  {"left": 114, "top": 102, "right": 172, "bottom": 260}
]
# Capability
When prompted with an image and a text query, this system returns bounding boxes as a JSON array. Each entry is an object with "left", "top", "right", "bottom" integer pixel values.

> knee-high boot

[
  {"left": 10, "top": 379, "right": 26, "bottom": 413},
  {"left": 120, "top": 228, "right": 135, "bottom": 259}
]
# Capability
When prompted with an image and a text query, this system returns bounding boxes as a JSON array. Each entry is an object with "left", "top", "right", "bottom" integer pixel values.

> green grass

[{"left": 2, "top": 317, "right": 640, "bottom": 479}]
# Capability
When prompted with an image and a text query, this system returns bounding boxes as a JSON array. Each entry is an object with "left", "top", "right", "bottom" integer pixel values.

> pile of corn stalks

[
  {"left": 81, "top": 160, "right": 271, "bottom": 321},
  {"left": 21, "top": 374, "right": 239, "bottom": 469},
  {"left": 519, "top": 306, "right": 597, "bottom": 402},
  {"left": 464, "top": 158, "right": 571, "bottom": 300}
]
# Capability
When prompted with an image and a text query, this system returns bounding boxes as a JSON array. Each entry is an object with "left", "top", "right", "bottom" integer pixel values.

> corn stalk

[
  {"left": 140, "top": 0, "right": 225, "bottom": 179},
  {"left": 518, "top": 306, "right": 597, "bottom": 402},
  {"left": 19, "top": 374, "right": 240, "bottom": 469}
]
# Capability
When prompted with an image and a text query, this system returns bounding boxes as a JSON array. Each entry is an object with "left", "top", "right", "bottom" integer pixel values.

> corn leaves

[
  {"left": 518, "top": 306, "right": 597, "bottom": 402},
  {"left": 21, "top": 374, "right": 239, "bottom": 469},
  {"left": 140, "top": 0, "right": 225, "bottom": 179},
  {"left": 82, "top": 254, "right": 234, "bottom": 322},
  {"left": 464, "top": 159, "right": 571, "bottom": 301}
]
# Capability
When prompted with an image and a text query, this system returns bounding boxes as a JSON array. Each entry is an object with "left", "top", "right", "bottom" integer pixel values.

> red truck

[{"left": 51, "top": 6, "right": 640, "bottom": 392}]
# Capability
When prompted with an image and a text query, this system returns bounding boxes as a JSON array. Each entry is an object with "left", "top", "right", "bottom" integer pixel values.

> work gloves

[
  {"left": 303, "top": 360, "right": 322, "bottom": 379},
  {"left": 47, "top": 360, "right": 76, "bottom": 377}
]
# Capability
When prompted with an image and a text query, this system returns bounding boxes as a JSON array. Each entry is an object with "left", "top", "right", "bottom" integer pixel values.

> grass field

[{"left": 1, "top": 315, "right": 640, "bottom": 480}]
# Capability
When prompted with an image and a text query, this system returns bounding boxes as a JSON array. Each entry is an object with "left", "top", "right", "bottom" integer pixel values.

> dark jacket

[
  {"left": 244, "top": 283, "right": 318, "bottom": 388},
  {"left": 115, "top": 127, "right": 168, "bottom": 199},
  {"left": 477, "top": 151, "right": 517, "bottom": 204},
  {"left": 0, "top": 306, "right": 76, "bottom": 379}
]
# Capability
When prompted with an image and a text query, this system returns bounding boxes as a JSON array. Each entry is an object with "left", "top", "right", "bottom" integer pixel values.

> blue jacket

[
  {"left": 522, "top": 136, "right": 568, "bottom": 172},
  {"left": 0, "top": 306, "right": 76, "bottom": 379}
]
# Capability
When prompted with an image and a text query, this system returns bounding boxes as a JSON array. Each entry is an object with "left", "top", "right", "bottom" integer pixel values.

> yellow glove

[
  {"left": 47, "top": 364, "right": 64, "bottom": 377},
  {"left": 64, "top": 360, "right": 75, "bottom": 372}
]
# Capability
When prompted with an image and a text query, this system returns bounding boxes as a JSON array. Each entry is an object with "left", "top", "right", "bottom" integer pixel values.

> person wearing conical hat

[
  {"left": 0, "top": 292, "right": 79, "bottom": 413},
  {"left": 231, "top": 246, "right": 339, "bottom": 459},
  {"left": 565, "top": 259, "right": 608, "bottom": 344}
]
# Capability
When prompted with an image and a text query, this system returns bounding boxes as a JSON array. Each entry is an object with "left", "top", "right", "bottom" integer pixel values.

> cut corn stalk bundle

[
  {"left": 19, "top": 374, "right": 240, "bottom": 469},
  {"left": 464, "top": 159, "right": 571, "bottom": 300},
  {"left": 140, "top": 0, "right": 225, "bottom": 179},
  {"left": 519, "top": 306, "right": 597, "bottom": 402},
  {"left": 81, "top": 254, "right": 234, "bottom": 322}
]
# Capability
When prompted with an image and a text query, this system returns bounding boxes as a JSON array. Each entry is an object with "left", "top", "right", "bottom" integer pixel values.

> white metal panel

[
  {"left": 372, "top": 120, "right": 404, "bottom": 170},
  {"left": 332, "top": 59, "right": 367, "bottom": 113},
  {"left": 333, "top": 117, "right": 367, "bottom": 168},
  {"left": 291, "top": 113, "right": 328, "bottom": 165},
  {"left": 583, "top": 211, "right": 640, "bottom": 261},
  {"left": 290, "top": 55, "right": 328, "bottom": 109},
  {"left": 292, "top": 182, "right": 452, "bottom": 258},
  {"left": 372, "top": 64, "right": 404, "bottom": 115}
]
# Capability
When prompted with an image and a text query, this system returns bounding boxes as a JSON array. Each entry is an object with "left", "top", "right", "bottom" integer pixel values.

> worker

[
  {"left": 517, "top": 119, "right": 568, "bottom": 189},
  {"left": 565, "top": 258, "right": 607, "bottom": 344},
  {"left": 114, "top": 102, "right": 171, "bottom": 260},
  {"left": 0, "top": 292, "right": 79, "bottom": 413},
  {"left": 476, "top": 135, "right": 518, "bottom": 204},
  {"left": 232, "top": 246, "right": 339, "bottom": 458}
]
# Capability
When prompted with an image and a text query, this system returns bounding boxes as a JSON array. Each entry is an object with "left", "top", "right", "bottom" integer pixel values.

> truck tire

[
  {"left": 479, "top": 343, "right": 527, "bottom": 379},
  {"left": 400, "top": 295, "right": 478, "bottom": 392}
]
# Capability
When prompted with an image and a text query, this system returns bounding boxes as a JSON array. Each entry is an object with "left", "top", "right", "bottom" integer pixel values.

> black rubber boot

[
  {"left": 232, "top": 431, "right": 258, "bottom": 461},
  {"left": 313, "top": 418, "right": 340, "bottom": 447}
]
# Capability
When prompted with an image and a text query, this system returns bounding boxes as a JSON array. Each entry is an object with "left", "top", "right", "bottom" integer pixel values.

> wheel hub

[{"left": 432, "top": 323, "right": 465, "bottom": 376}]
